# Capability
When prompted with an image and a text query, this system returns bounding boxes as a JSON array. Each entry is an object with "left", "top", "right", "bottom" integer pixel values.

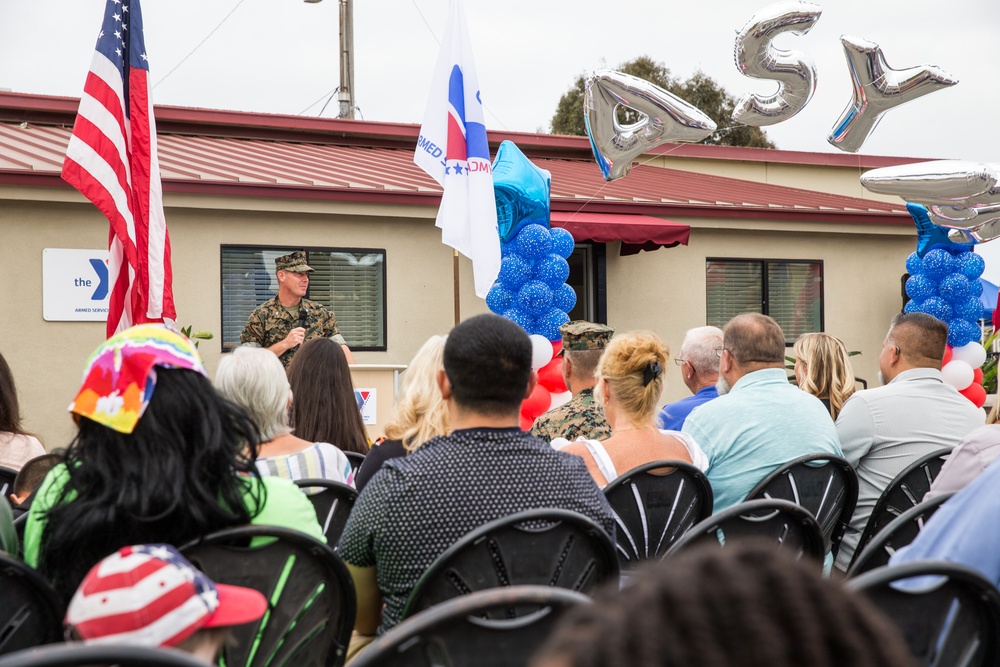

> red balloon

[
  {"left": 943, "top": 345, "right": 954, "bottom": 366},
  {"left": 521, "top": 384, "right": 552, "bottom": 420},
  {"left": 537, "top": 357, "right": 568, "bottom": 393},
  {"left": 974, "top": 367, "right": 984, "bottom": 384},
  {"left": 551, "top": 340, "right": 563, "bottom": 356},
  {"left": 959, "top": 382, "right": 987, "bottom": 408},
  {"left": 519, "top": 414, "right": 534, "bottom": 431}
]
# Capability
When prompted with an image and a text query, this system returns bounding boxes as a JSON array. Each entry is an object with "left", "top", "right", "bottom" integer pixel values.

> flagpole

[{"left": 453, "top": 249, "right": 461, "bottom": 325}]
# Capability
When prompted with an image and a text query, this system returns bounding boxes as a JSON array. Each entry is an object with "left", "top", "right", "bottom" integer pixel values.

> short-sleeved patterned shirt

[
  {"left": 239, "top": 296, "right": 342, "bottom": 369},
  {"left": 337, "top": 427, "right": 615, "bottom": 634},
  {"left": 530, "top": 388, "right": 611, "bottom": 443}
]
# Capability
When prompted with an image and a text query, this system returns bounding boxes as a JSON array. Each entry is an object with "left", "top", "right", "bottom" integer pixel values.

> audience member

[
  {"left": 682, "top": 314, "right": 842, "bottom": 512},
  {"left": 215, "top": 346, "right": 352, "bottom": 487},
  {"left": 793, "top": 332, "right": 856, "bottom": 420},
  {"left": 354, "top": 335, "right": 449, "bottom": 492},
  {"left": 531, "top": 542, "right": 915, "bottom": 667},
  {"left": 0, "top": 350, "right": 45, "bottom": 470},
  {"left": 9, "top": 452, "right": 60, "bottom": 519},
  {"left": 834, "top": 313, "right": 984, "bottom": 571},
  {"left": 338, "top": 313, "right": 614, "bottom": 643},
  {"left": 656, "top": 326, "right": 723, "bottom": 430},
  {"left": 287, "top": 338, "right": 370, "bottom": 456},
  {"left": 563, "top": 331, "right": 707, "bottom": 487},
  {"left": 923, "top": 423, "right": 1000, "bottom": 501},
  {"left": 66, "top": 544, "right": 267, "bottom": 664},
  {"left": 532, "top": 321, "right": 613, "bottom": 444},
  {"left": 24, "top": 324, "right": 323, "bottom": 604}
]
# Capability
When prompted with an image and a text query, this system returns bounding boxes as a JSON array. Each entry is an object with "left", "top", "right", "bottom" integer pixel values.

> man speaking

[{"left": 239, "top": 250, "right": 355, "bottom": 368}]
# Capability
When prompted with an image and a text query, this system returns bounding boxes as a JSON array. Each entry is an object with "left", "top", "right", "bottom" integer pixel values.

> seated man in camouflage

[
  {"left": 239, "top": 250, "right": 355, "bottom": 368},
  {"left": 532, "top": 321, "right": 613, "bottom": 445}
]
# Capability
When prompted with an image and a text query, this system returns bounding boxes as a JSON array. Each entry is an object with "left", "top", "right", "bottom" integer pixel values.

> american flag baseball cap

[{"left": 65, "top": 544, "right": 267, "bottom": 648}]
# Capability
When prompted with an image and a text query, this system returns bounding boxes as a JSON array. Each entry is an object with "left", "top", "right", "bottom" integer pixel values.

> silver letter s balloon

[
  {"left": 732, "top": 1, "right": 822, "bottom": 127},
  {"left": 827, "top": 35, "right": 957, "bottom": 153},
  {"left": 584, "top": 70, "right": 716, "bottom": 181}
]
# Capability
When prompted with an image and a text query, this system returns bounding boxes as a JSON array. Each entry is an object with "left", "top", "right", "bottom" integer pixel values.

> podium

[{"left": 349, "top": 364, "right": 408, "bottom": 443}]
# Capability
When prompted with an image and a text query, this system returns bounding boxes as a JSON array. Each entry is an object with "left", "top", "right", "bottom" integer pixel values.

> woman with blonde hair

[
  {"left": 793, "top": 332, "right": 856, "bottom": 421},
  {"left": 563, "top": 331, "right": 707, "bottom": 487},
  {"left": 353, "top": 335, "right": 450, "bottom": 491}
]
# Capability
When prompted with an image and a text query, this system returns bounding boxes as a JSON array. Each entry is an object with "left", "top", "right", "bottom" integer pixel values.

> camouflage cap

[
  {"left": 275, "top": 250, "right": 314, "bottom": 274},
  {"left": 560, "top": 320, "right": 614, "bottom": 352}
]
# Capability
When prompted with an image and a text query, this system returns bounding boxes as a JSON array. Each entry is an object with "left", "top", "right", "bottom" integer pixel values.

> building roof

[{"left": 0, "top": 92, "right": 910, "bottom": 227}]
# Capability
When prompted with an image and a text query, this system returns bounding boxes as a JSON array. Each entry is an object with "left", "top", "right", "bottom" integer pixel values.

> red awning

[{"left": 550, "top": 211, "right": 691, "bottom": 256}]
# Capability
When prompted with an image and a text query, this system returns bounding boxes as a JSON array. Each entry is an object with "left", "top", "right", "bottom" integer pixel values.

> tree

[{"left": 550, "top": 55, "right": 775, "bottom": 149}]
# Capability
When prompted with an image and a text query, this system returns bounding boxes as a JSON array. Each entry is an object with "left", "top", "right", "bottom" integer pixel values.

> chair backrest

[
  {"left": 602, "top": 460, "right": 712, "bottom": 570},
  {"left": 180, "top": 525, "right": 356, "bottom": 667},
  {"left": 350, "top": 585, "right": 589, "bottom": 667},
  {"left": 401, "top": 508, "right": 618, "bottom": 620},
  {"left": 0, "top": 498, "right": 17, "bottom": 556},
  {"left": 344, "top": 451, "right": 366, "bottom": 471},
  {"left": 743, "top": 453, "right": 859, "bottom": 557},
  {"left": 664, "top": 498, "right": 826, "bottom": 562},
  {"left": 851, "top": 448, "right": 951, "bottom": 569},
  {"left": 847, "top": 492, "right": 955, "bottom": 577},
  {"left": 0, "top": 644, "right": 211, "bottom": 667},
  {"left": 0, "top": 553, "right": 63, "bottom": 657},
  {"left": 293, "top": 478, "right": 358, "bottom": 545},
  {"left": 848, "top": 560, "right": 1000, "bottom": 667},
  {"left": 0, "top": 467, "right": 16, "bottom": 502}
]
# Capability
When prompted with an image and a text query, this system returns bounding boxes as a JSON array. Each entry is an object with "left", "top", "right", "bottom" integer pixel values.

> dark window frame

[{"left": 567, "top": 242, "right": 608, "bottom": 325}]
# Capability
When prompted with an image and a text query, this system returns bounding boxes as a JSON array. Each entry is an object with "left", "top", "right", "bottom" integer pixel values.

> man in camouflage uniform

[
  {"left": 531, "top": 321, "right": 613, "bottom": 443},
  {"left": 239, "top": 250, "right": 355, "bottom": 369}
]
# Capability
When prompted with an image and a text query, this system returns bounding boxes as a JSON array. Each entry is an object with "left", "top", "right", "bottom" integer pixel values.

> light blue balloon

[
  {"left": 905, "top": 251, "right": 923, "bottom": 276},
  {"left": 492, "top": 141, "right": 552, "bottom": 243},
  {"left": 905, "top": 275, "right": 937, "bottom": 301},
  {"left": 955, "top": 251, "right": 986, "bottom": 280},
  {"left": 498, "top": 255, "right": 531, "bottom": 292},
  {"left": 535, "top": 308, "right": 570, "bottom": 342},
  {"left": 954, "top": 296, "right": 984, "bottom": 321},
  {"left": 534, "top": 253, "right": 570, "bottom": 289},
  {"left": 921, "top": 297, "right": 953, "bottom": 322},
  {"left": 552, "top": 284, "right": 577, "bottom": 312},
  {"left": 922, "top": 249, "right": 955, "bottom": 280},
  {"left": 550, "top": 227, "right": 576, "bottom": 259},
  {"left": 486, "top": 282, "right": 514, "bottom": 314},
  {"left": 513, "top": 224, "right": 552, "bottom": 260},
  {"left": 502, "top": 308, "right": 535, "bottom": 333},
  {"left": 938, "top": 273, "right": 971, "bottom": 304}
]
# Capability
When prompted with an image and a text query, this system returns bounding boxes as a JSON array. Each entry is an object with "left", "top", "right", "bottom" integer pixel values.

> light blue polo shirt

[{"left": 682, "top": 368, "right": 843, "bottom": 512}]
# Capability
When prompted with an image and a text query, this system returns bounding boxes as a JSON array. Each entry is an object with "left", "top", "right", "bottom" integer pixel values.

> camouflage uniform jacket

[
  {"left": 239, "top": 296, "right": 342, "bottom": 369},
  {"left": 531, "top": 388, "right": 611, "bottom": 443}
]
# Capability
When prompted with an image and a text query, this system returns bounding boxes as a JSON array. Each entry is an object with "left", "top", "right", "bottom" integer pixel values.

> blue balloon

[
  {"left": 535, "top": 308, "right": 570, "bottom": 342},
  {"left": 552, "top": 283, "right": 577, "bottom": 312},
  {"left": 516, "top": 280, "right": 554, "bottom": 316},
  {"left": 905, "top": 251, "right": 923, "bottom": 276},
  {"left": 498, "top": 255, "right": 531, "bottom": 292},
  {"left": 947, "top": 319, "right": 981, "bottom": 348},
  {"left": 922, "top": 249, "right": 955, "bottom": 280},
  {"left": 501, "top": 243, "right": 514, "bottom": 258},
  {"left": 534, "top": 253, "right": 570, "bottom": 289},
  {"left": 513, "top": 224, "right": 552, "bottom": 260},
  {"left": 492, "top": 141, "right": 552, "bottom": 243},
  {"left": 954, "top": 296, "right": 984, "bottom": 322},
  {"left": 904, "top": 299, "right": 922, "bottom": 313},
  {"left": 938, "top": 273, "right": 971, "bottom": 303},
  {"left": 921, "top": 297, "right": 953, "bottom": 322},
  {"left": 550, "top": 227, "right": 576, "bottom": 259},
  {"left": 905, "top": 275, "right": 937, "bottom": 301},
  {"left": 955, "top": 251, "right": 986, "bottom": 280},
  {"left": 502, "top": 307, "right": 535, "bottom": 333},
  {"left": 486, "top": 282, "right": 514, "bottom": 314},
  {"left": 969, "top": 278, "right": 984, "bottom": 298}
]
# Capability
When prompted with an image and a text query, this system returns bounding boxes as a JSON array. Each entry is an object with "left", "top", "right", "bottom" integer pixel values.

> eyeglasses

[
  {"left": 674, "top": 358, "right": 687, "bottom": 367},
  {"left": 715, "top": 347, "right": 726, "bottom": 358}
]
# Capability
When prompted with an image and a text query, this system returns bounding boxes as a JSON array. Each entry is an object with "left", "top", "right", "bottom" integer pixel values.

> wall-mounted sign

[
  {"left": 42, "top": 249, "right": 109, "bottom": 322},
  {"left": 355, "top": 388, "right": 377, "bottom": 425}
]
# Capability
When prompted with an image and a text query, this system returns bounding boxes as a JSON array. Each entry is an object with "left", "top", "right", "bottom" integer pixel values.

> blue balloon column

[
  {"left": 486, "top": 141, "right": 577, "bottom": 342},
  {"left": 905, "top": 247, "right": 985, "bottom": 347}
]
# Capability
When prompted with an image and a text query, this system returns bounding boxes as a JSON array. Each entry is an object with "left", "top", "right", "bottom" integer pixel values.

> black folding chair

[
  {"left": 602, "top": 460, "right": 712, "bottom": 571},
  {"left": 665, "top": 498, "right": 826, "bottom": 563},
  {"left": 744, "top": 453, "right": 858, "bottom": 557},
  {"left": 401, "top": 508, "right": 618, "bottom": 620},
  {"left": 0, "top": 553, "right": 63, "bottom": 656},
  {"left": 0, "top": 467, "right": 16, "bottom": 502},
  {"left": 848, "top": 492, "right": 954, "bottom": 577},
  {"left": 0, "top": 644, "right": 210, "bottom": 667},
  {"left": 293, "top": 478, "right": 358, "bottom": 545},
  {"left": 850, "top": 448, "right": 951, "bottom": 570},
  {"left": 0, "top": 498, "right": 16, "bottom": 556},
  {"left": 181, "top": 525, "right": 356, "bottom": 667},
  {"left": 351, "top": 585, "right": 590, "bottom": 667},
  {"left": 848, "top": 560, "right": 1000, "bottom": 666},
  {"left": 344, "top": 451, "right": 366, "bottom": 471}
]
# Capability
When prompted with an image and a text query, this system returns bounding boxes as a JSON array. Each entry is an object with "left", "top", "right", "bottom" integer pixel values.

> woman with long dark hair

[
  {"left": 287, "top": 338, "right": 369, "bottom": 455},
  {"left": 0, "top": 350, "right": 44, "bottom": 469},
  {"left": 23, "top": 325, "right": 323, "bottom": 604}
]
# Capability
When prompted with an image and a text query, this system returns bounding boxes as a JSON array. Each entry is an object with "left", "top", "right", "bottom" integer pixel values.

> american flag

[{"left": 62, "top": 0, "right": 175, "bottom": 338}]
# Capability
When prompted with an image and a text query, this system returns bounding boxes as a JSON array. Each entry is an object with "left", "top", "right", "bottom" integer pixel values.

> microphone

[{"left": 298, "top": 307, "right": 308, "bottom": 330}]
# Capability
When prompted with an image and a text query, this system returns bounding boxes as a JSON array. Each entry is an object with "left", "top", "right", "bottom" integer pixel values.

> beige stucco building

[{"left": 0, "top": 92, "right": 920, "bottom": 450}]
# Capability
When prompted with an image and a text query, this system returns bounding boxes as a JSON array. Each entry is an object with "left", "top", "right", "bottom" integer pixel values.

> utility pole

[{"left": 304, "top": 0, "right": 355, "bottom": 119}]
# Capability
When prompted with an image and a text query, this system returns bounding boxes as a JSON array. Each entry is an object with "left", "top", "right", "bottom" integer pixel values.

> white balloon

[
  {"left": 529, "top": 334, "right": 554, "bottom": 370},
  {"left": 951, "top": 342, "right": 987, "bottom": 368},
  {"left": 941, "top": 360, "right": 975, "bottom": 390},
  {"left": 550, "top": 391, "right": 573, "bottom": 409}
]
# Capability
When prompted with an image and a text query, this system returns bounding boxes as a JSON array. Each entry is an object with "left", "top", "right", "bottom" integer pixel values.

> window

[
  {"left": 566, "top": 243, "right": 607, "bottom": 324},
  {"left": 221, "top": 245, "right": 386, "bottom": 351},
  {"left": 706, "top": 259, "right": 823, "bottom": 344}
]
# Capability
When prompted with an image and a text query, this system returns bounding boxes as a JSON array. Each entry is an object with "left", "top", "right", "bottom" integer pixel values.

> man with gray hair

[
  {"left": 682, "top": 313, "right": 842, "bottom": 512},
  {"left": 657, "top": 326, "right": 724, "bottom": 431}
]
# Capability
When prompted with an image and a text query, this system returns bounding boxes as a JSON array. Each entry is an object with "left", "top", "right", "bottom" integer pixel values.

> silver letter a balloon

[{"left": 584, "top": 70, "right": 716, "bottom": 181}]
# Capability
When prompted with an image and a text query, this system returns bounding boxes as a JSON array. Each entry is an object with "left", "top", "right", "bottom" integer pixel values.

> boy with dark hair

[{"left": 9, "top": 452, "right": 61, "bottom": 519}]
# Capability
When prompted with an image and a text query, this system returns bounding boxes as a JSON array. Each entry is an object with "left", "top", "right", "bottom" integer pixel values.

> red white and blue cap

[{"left": 65, "top": 544, "right": 267, "bottom": 648}]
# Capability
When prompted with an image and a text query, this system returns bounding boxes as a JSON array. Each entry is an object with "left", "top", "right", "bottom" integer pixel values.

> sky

[{"left": 2, "top": 0, "right": 999, "bottom": 164}]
